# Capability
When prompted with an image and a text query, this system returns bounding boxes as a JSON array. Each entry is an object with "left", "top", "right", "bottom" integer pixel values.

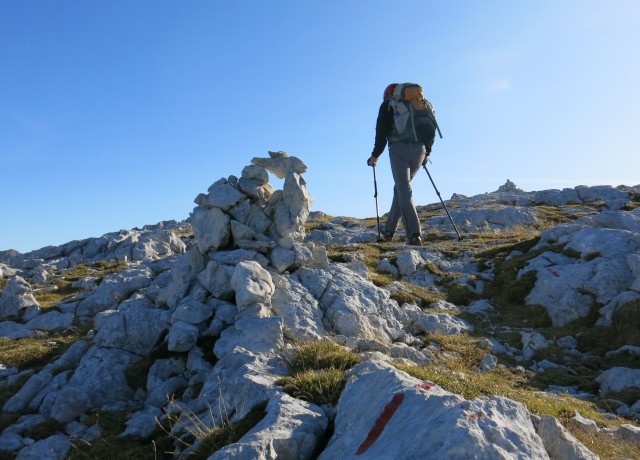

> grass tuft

[
  {"left": 33, "top": 261, "right": 129, "bottom": 308},
  {"left": 278, "top": 369, "right": 345, "bottom": 406},
  {"left": 189, "top": 401, "right": 268, "bottom": 459},
  {"left": 286, "top": 340, "right": 361, "bottom": 375},
  {"left": 277, "top": 340, "right": 362, "bottom": 406},
  {"left": 0, "top": 329, "right": 85, "bottom": 370},
  {"left": 68, "top": 410, "right": 175, "bottom": 460}
]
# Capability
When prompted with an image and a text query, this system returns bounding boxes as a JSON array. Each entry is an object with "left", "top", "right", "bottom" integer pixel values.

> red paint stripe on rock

[
  {"left": 356, "top": 392, "right": 405, "bottom": 456},
  {"left": 416, "top": 381, "right": 436, "bottom": 392}
]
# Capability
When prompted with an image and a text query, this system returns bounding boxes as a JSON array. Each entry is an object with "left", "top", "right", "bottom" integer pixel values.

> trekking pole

[
  {"left": 372, "top": 164, "right": 382, "bottom": 240},
  {"left": 422, "top": 164, "right": 462, "bottom": 240}
]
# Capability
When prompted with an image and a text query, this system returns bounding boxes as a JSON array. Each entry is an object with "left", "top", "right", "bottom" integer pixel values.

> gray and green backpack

[{"left": 383, "top": 83, "right": 442, "bottom": 141}]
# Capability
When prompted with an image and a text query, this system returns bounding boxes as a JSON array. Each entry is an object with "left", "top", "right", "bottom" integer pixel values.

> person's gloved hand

[{"left": 367, "top": 155, "right": 378, "bottom": 167}]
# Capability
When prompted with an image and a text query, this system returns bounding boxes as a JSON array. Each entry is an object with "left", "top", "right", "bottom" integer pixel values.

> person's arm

[{"left": 368, "top": 102, "right": 393, "bottom": 166}]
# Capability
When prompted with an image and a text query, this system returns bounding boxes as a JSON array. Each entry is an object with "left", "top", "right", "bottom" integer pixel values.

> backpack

[{"left": 383, "top": 83, "right": 442, "bottom": 139}]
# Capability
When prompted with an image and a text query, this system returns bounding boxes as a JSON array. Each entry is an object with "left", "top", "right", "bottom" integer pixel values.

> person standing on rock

[{"left": 367, "top": 83, "right": 438, "bottom": 247}]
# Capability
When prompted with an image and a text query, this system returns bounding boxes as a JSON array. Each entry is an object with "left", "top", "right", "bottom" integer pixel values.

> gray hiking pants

[{"left": 384, "top": 142, "right": 427, "bottom": 237}]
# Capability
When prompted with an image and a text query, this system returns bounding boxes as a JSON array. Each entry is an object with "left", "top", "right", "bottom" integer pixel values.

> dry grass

[
  {"left": 68, "top": 410, "right": 174, "bottom": 460},
  {"left": 0, "top": 329, "right": 86, "bottom": 370},
  {"left": 395, "top": 334, "right": 640, "bottom": 460},
  {"left": 277, "top": 340, "right": 362, "bottom": 406},
  {"left": 278, "top": 368, "right": 346, "bottom": 406},
  {"left": 33, "top": 261, "right": 129, "bottom": 308}
]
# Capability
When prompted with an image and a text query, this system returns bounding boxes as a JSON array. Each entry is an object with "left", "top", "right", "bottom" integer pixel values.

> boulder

[
  {"left": 534, "top": 188, "right": 580, "bottom": 207},
  {"left": 76, "top": 267, "right": 153, "bottom": 317},
  {"left": 0, "top": 432, "right": 23, "bottom": 453},
  {"left": 241, "top": 164, "right": 269, "bottom": 184},
  {"left": 396, "top": 250, "right": 425, "bottom": 276},
  {"left": 296, "top": 265, "right": 404, "bottom": 344},
  {"left": 534, "top": 414, "right": 599, "bottom": 460},
  {"left": 270, "top": 274, "right": 326, "bottom": 341},
  {"left": 156, "top": 249, "right": 207, "bottom": 309},
  {"left": 49, "top": 346, "right": 139, "bottom": 423},
  {"left": 251, "top": 151, "right": 307, "bottom": 179},
  {"left": 209, "top": 392, "right": 328, "bottom": 460},
  {"left": 230, "top": 261, "right": 275, "bottom": 310},
  {"left": 0, "top": 276, "right": 39, "bottom": 321},
  {"left": 320, "top": 359, "right": 551, "bottom": 459},
  {"left": 414, "top": 312, "right": 473, "bottom": 335},
  {"left": 171, "top": 299, "right": 213, "bottom": 325},
  {"left": 204, "top": 180, "right": 246, "bottom": 211},
  {"left": 521, "top": 331, "right": 549, "bottom": 361},
  {"left": 575, "top": 185, "right": 629, "bottom": 210},
  {"left": 167, "top": 321, "right": 199, "bottom": 352},
  {"left": 596, "top": 367, "right": 640, "bottom": 395},
  {"left": 15, "top": 434, "right": 70, "bottom": 460},
  {"left": 131, "top": 229, "right": 186, "bottom": 262},
  {"left": 24, "top": 311, "right": 74, "bottom": 331},
  {"left": 271, "top": 172, "right": 312, "bottom": 241},
  {"left": 179, "top": 349, "right": 286, "bottom": 437},
  {"left": 121, "top": 406, "right": 164, "bottom": 440},
  {"left": 191, "top": 206, "right": 231, "bottom": 254},
  {"left": 0, "top": 321, "right": 35, "bottom": 339},
  {"left": 3, "top": 370, "right": 54, "bottom": 413},
  {"left": 523, "top": 211, "right": 640, "bottom": 326},
  {"left": 213, "top": 316, "right": 284, "bottom": 360},
  {"left": 93, "top": 305, "right": 170, "bottom": 355},
  {"left": 196, "top": 260, "right": 234, "bottom": 300},
  {"left": 602, "top": 423, "right": 640, "bottom": 444}
]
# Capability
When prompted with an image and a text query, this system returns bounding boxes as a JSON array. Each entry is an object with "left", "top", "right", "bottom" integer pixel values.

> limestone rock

[
  {"left": 319, "top": 359, "right": 550, "bottom": 459},
  {"left": 230, "top": 260, "right": 275, "bottom": 309},
  {"left": 15, "top": 434, "right": 71, "bottom": 460},
  {"left": 414, "top": 312, "right": 473, "bottom": 336},
  {"left": 0, "top": 276, "right": 39, "bottom": 321},
  {"left": 171, "top": 299, "right": 213, "bottom": 325},
  {"left": 93, "top": 305, "right": 170, "bottom": 355},
  {"left": 251, "top": 151, "right": 307, "bottom": 179},
  {"left": 166, "top": 321, "right": 199, "bottom": 352},
  {"left": 523, "top": 210, "right": 640, "bottom": 326},
  {"left": 76, "top": 267, "right": 153, "bottom": 317},
  {"left": 596, "top": 367, "right": 640, "bottom": 395},
  {"left": 534, "top": 414, "right": 599, "bottom": 460},
  {"left": 270, "top": 274, "right": 326, "bottom": 341},
  {"left": 191, "top": 206, "right": 231, "bottom": 253},
  {"left": 205, "top": 180, "right": 246, "bottom": 211},
  {"left": 156, "top": 249, "right": 207, "bottom": 309},
  {"left": 209, "top": 392, "right": 328, "bottom": 460},
  {"left": 213, "top": 316, "right": 284, "bottom": 360},
  {"left": 0, "top": 321, "right": 35, "bottom": 339},
  {"left": 49, "top": 346, "right": 139, "bottom": 423},
  {"left": 296, "top": 265, "right": 404, "bottom": 344},
  {"left": 121, "top": 406, "right": 163, "bottom": 440}
]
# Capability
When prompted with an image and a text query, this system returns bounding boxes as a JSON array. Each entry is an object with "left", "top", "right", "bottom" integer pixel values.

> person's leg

[
  {"left": 389, "top": 143, "right": 426, "bottom": 239},
  {"left": 383, "top": 187, "right": 402, "bottom": 238}
]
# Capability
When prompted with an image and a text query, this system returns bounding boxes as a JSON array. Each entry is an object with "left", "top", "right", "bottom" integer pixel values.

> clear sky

[{"left": 1, "top": 1, "right": 639, "bottom": 253}]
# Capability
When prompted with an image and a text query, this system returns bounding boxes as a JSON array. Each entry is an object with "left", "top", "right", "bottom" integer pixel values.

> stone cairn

[
  {"left": 191, "top": 150, "right": 311, "bottom": 254},
  {"left": 157, "top": 150, "right": 328, "bottom": 319}
]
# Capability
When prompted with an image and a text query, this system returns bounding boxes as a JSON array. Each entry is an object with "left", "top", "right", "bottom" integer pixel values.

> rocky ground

[{"left": 1, "top": 152, "right": 640, "bottom": 459}]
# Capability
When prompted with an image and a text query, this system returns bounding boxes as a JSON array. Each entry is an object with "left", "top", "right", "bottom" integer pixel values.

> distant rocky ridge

[{"left": 1, "top": 153, "right": 639, "bottom": 459}]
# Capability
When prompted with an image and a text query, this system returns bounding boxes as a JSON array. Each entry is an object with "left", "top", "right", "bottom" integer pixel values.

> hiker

[{"left": 367, "top": 83, "right": 438, "bottom": 246}]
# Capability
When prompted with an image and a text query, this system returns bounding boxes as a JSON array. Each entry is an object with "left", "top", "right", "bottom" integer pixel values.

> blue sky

[{"left": 1, "top": 1, "right": 638, "bottom": 253}]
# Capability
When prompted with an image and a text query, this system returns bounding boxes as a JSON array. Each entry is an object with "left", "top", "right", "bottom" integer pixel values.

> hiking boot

[
  {"left": 408, "top": 235, "right": 423, "bottom": 247},
  {"left": 381, "top": 231, "right": 394, "bottom": 243}
]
